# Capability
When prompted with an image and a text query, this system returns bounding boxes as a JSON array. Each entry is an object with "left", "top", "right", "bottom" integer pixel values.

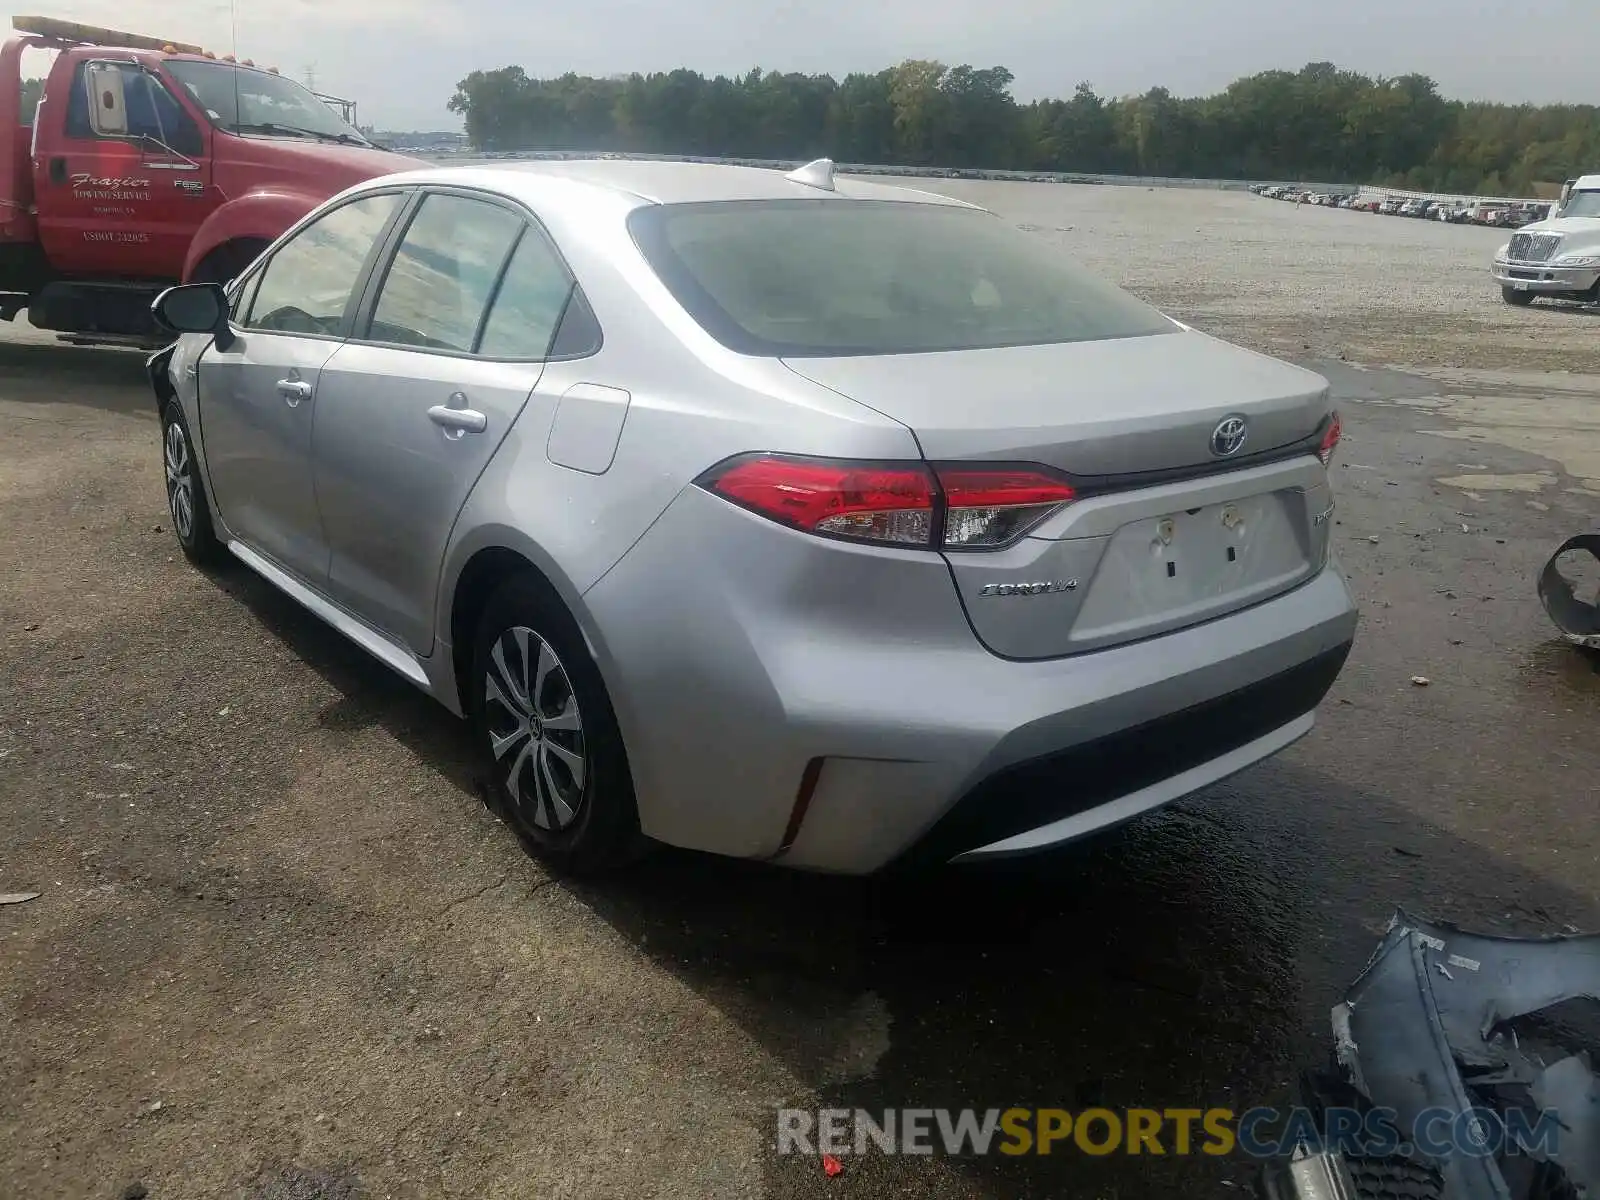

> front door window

[{"left": 244, "top": 192, "right": 405, "bottom": 337}]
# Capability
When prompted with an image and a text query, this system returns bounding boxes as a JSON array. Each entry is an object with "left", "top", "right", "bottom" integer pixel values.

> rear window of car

[{"left": 627, "top": 199, "right": 1176, "bottom": 358}]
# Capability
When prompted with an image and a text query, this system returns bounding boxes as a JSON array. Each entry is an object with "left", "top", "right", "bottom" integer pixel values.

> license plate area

[{"left": 1068, "top": 492, "right": 1313, "bottom": 648}]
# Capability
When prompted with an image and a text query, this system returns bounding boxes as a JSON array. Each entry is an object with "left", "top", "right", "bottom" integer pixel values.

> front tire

[
  {"left": 469, "top": 574, "right": 641, "bottom": 875},
  {"left": 1502, "top": 286, "right": 1536, "bottom": 306},
  {"left": 161, "top": 400, "right": 224, "bottom": 566}
]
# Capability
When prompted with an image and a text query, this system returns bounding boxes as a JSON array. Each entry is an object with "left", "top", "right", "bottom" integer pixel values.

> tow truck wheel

[
  {"left": 161, "top": 400, "right": 224, "bottom": 567},
  {"left": 191, "top": 238, "right": 271, "bottom": 288},
  {"left": 1501, "top": 286, "right": 1536, "bottom": 307}
]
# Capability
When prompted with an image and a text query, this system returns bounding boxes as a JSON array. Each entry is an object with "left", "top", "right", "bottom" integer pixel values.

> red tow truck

[{"left": 0, "top": 15, "right": 419, "bottom": 346}]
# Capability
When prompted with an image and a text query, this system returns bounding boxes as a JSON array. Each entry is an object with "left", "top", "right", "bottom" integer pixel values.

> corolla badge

[
  {"left": 978, "top": 580, "right": 1078, "bottom": 597},
  {"left": 1210, "top": 415, "right": 1249, "bottom": 458}
]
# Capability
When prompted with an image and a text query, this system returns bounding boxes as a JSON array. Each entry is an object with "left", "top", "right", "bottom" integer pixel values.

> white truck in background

[{"left": 1491, "top": 175, "right": 1600, "bottom": 306}]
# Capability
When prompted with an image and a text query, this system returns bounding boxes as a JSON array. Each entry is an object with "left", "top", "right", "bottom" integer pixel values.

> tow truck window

[
  {"left": 66, "top": 63, "right": 202, "bottom": 157},
  {"left": 165, "top": 59, "right": 363, "bottom": 142}
]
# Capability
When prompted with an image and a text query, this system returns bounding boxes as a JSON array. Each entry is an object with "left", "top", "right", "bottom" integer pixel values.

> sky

[{"left": 13, "top": 0, "right": 1600, "bottom": 132}]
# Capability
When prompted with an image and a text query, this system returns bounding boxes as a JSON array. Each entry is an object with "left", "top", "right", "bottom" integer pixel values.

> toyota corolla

[{"left": 147, "top": 157, "right": 1357, "bottom": 875}]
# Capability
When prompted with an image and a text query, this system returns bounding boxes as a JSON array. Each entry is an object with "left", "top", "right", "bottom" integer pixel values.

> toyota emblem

[{"left": 1210, "top": 415, "right": 1249, "bottom": 458}]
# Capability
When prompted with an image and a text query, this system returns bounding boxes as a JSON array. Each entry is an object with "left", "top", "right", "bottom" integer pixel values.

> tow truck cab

[{"left": 0, "top": 15, "right": 419, "bottom": 345}]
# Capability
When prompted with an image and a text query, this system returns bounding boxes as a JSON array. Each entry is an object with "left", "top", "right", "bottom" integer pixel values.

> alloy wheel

[
  {"left": 484, "top": 625, "right": 587, "bottom": 831},
  {"left": 164, "top": 420, "right": 195, "bottom": 543}
]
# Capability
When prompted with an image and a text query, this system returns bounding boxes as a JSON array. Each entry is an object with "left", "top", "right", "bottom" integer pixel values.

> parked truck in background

[
  {"left": 0, "top": 15, "right": 418, "bottom": 346},
  {"left": 1491, "top": 174, "right": 1600, "bottom": 307}
]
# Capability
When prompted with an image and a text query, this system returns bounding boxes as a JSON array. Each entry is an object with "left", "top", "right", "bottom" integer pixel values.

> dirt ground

[
  {"left": 3, "top": 183, "right": 1600, "bottom": 1200},
  {"left": 928, "top": 178, "right": 1597, "bottom": 375}
]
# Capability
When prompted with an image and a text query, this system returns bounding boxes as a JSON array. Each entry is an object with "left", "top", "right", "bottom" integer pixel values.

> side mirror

[
  {"left": 152, "top": 283, "right": 234, "bottom": 351},
  {"left": 85, "top": 63, "right": 129, "bottom": 137}
]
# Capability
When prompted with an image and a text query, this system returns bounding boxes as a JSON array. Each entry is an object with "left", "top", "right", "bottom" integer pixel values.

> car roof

[{"left": 368, "top": 157, "right": 988, "bottom": 212}]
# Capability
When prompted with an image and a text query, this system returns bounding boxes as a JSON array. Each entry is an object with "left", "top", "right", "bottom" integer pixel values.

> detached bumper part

[
  {"left": 1538, "top": 534, "right": 1600, "bottom": 650},
  {"left": 1265, "top": 909, "right": 1600, "bottom": 1200}
]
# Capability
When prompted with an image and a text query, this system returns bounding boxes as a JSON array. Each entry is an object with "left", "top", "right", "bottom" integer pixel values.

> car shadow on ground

[
  {"left": 200, "top": 559, "right": 482, "bottom": 788},
  {"left": 563, "top": 764, "right": 1600, "bottom": 1198},
  {"left": 1522, "top": 301, "right": 1600, "bottom": 319},
  {"left": 0, "top": 341, "right": 151, "bottom": 412},
  {"left": 205, "top": 546, "right": 1600, "bottom": 1199}
]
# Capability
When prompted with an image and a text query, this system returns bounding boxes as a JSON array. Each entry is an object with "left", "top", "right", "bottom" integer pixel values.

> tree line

[{"left": 447, "top": 60, "right": 1600, "bottom": 196}]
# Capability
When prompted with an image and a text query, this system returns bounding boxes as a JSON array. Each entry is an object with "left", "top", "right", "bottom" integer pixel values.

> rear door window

[{"left": 366, "top": 194, "right": 525, "bottom": 353}]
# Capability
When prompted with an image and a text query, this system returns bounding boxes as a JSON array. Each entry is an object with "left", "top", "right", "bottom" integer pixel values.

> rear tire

[
  {"left": 469, "top": 574, "right": 642, "bottom": 876},
  {"left": 160, "top": 400, "right": 224, "bottom": 567},
  {"left": 1501, "top": 286, "right": 1536, "bottom": 307}
]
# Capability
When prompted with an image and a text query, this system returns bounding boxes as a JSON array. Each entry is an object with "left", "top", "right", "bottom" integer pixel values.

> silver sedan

[{"left": 147, "top": 157, "right": 1358, "bottom": 875}]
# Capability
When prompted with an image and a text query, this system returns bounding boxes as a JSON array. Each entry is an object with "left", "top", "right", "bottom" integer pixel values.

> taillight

[
  {"left": 1318, "top": 412, "right": 1342, "bottom": 467},
  {"left": 703, "top": 456, "right": 934, "bottom": 546},
  {"left": 697, "top": 455, "right": 1075, "bottom": 550},
  {"left": 937, "top": 468, "right": 1077, "bottom": 548}
]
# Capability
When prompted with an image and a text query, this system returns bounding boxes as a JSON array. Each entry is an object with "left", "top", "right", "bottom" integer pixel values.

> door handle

[
  {"left": 428, "top": 392, "right": 487, "bottom": 438},
  {"left": 276, "top": 379, "right": 313, "bottom": 406},
  {"left": 48, "top": 157, "right": 66, "bottom": 185}
]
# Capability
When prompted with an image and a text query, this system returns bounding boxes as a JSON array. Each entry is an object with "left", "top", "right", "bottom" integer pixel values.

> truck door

[{"left": 34, "top": 58, "right": 213, "bottom": 279}]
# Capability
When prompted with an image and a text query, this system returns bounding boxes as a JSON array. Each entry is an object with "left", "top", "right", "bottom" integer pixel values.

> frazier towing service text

[{"left": 776, "top": 1106, "right": 1564, "bottom": 1158}]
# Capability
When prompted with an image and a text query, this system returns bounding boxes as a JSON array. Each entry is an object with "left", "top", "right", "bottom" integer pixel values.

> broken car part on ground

[
  {"left": 1539, "top": 535, "right": 1600, "bottom": 651},
  {"left": 1261, "top": 910, "right": 1600, "bottom": 1200}
]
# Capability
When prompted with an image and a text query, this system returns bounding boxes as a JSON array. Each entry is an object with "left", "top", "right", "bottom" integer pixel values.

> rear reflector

[
  {"left": 1318, "top": 412, "right": 1343, "bottom": 467},
  {"left": 697, "top": 454, "right": 1074, "bottom": 550}
]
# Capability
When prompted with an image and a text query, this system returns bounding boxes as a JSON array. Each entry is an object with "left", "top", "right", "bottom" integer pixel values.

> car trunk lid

[
  {"left": 783, "top": 330, "right": 1337, "bottom": 658},
  {"left": 782, "top": 328, "right": 1329, "bottom": 478}
]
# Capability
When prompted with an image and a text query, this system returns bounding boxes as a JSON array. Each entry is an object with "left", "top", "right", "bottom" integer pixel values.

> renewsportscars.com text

[{"left": 777, "top": 1105, "right": 1562, "bottom": 1159}]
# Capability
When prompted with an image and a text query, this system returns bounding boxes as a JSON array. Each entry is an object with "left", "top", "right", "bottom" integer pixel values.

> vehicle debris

[
  {"left": 1538, "top": 534, "right": 1600, "bottom": 650},
  {"left": 0, "top": 891, "right": 40, "bottom": 905},
  {"left": 1261, "top": 909, "right": 1600, "bottom": 1200}
]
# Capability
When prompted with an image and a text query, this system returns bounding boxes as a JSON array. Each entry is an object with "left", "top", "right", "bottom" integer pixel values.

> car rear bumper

[
  {"left": 582, "top": 486, "right": 1359, "bottom": 874},
  {"left": 896, "top": 640, "right": 1348, "bottom": 869},
  {"left": 1492, "top": 260, "right": 1600, "bottom": 293}
]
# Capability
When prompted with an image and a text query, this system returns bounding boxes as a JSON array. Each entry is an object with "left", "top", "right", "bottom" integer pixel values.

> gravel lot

[
  {"left": 931, "top": 180, "right": 1591, "bottom": 373},
  {"left": 3, "top": 182, "right": 1599, "bottom": 1200}
]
